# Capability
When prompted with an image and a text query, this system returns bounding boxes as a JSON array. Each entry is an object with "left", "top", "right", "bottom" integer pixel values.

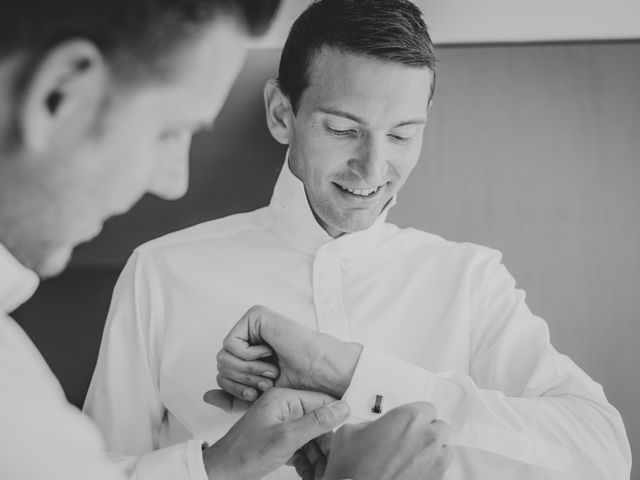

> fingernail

[
  {"left": 328, "top": 400, "right": 350, "bottom": 417},
  {"left": 244, "top": 389, "right": 256, "bottom": 400},
  {"left": 258, "top": 381, "right": 271, "bottom": 391},
  {"left": 262, "top": 371, "right": 277, "bottom": 379}
]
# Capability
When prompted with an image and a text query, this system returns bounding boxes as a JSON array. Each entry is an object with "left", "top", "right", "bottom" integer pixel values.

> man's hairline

[{"left": 281, "top": 43, "right": 436, "bottom": 116}]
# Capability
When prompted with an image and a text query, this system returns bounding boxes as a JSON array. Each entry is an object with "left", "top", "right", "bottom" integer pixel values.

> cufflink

[{"left": 371, "top": 394, "right": 384, "bottom": 414}]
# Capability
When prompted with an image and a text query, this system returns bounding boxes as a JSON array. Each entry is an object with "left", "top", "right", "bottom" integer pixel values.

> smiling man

[
  {"left": 272, "top": 49, "right": 430, "bottom": 237},
  {"left": 84, "top": 0, "right": 630, "bottom": 479}
]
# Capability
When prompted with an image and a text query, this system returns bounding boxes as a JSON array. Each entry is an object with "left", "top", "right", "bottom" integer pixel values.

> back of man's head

[
  {"left": 278, "top": 0, "right": 437, "bottom": 112},
  {"left": 0, "top": 0, "right": 280, "bottom": 277},
  {"left": 0, "top": 0, "right": 279, "bottom": 82}
]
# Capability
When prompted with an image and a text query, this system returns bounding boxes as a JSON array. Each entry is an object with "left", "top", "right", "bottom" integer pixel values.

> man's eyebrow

[
  {"left": 319, "top": 108, "right": 367, "bottom": 125},
  {"left": 318, "top": 108, "right": 426, "bottom": 128},
  {"left": 394, "top": 119, "right": 427, "bottom": 127}
]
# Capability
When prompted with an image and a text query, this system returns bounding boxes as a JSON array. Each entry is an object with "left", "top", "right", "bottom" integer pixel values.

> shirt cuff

[
  {"left": 135, "top": 440, "right": 209, "bottom": 480},
  {"left": 342, "top": 346, "right": 435, "bottom": 422}
]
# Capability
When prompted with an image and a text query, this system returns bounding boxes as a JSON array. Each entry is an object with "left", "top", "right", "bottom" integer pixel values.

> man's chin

[
  {"left": 35, "top": 247, "right": 73, "bottom": 279},
  {"left": 323, "top": 215, "right": 379, "bottom": 238}
]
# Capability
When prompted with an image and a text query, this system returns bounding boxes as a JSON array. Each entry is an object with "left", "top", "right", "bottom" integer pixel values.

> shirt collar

[
  {"left": 0, "top": 242, "right": 39, "bottom": 314},
  {"left": 267, "top": 151, "right": 396, "bottom": 258}
]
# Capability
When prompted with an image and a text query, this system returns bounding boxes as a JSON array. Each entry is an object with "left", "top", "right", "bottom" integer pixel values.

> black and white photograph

[{"left": 1, "top": 1, "right": 638, "bottom": 478}]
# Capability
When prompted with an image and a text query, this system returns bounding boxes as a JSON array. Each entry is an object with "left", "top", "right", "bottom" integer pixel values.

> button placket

[{"left": 312, "top": 244, "right": 350, "bottom": 340}]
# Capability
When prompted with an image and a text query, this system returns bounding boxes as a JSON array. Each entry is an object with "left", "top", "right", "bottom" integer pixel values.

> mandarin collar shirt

[
  {"left": 0, "top": 243, "right": 122, "bottom": 480},
  {"left": 85, "top": 160, "right": 631, "bottom": 480}
]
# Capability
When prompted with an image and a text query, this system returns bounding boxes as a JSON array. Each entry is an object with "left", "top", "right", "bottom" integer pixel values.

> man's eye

[
  {"left": 326, "top": 125, "right": 356, "bottom": 137},
  {"left": 388, "top": 133, "right": 411, "bottom": 144}
]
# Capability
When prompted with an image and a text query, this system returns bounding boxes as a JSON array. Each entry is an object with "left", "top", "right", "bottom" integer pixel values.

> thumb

[
  {"left": 287, "top": 400, "right": 350, "bottom": 447},
  {"left": 203, "top": 389, "right": 252, "bottom": 413}
]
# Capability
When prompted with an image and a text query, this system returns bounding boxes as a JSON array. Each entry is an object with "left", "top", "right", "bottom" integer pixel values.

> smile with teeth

[{"left": 337, "top": 184, "right": 383, "bottom": 197}]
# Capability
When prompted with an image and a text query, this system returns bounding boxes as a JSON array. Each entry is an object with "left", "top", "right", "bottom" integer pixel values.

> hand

[
  {"left": 215, "top": 305, "right": 363, "bottom": 404},
  {"left": 202, "top": 387, "right": 350, "bottom": 480},
  {"left": 290, "top": 433, "right": 333, "bottom": 480},
  {"left": 324, "top": 402, "right": 452, "bottom": 480}
]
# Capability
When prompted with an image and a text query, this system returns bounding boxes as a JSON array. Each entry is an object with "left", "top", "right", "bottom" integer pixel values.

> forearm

[{"left": 343, "top": 347, "right": 631, "bottom": 479}]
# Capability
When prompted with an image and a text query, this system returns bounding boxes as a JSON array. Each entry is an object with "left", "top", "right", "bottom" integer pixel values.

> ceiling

[{"left": 250, "top": 0, "right": 640, "bottom": 48}]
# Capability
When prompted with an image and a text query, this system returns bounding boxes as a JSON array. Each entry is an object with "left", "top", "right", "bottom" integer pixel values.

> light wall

[{"left": 252, "top": 0, "right": 640, "bottom": 47}]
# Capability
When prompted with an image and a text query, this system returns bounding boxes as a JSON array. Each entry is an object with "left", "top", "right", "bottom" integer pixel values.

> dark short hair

[
  {"left": 278, "top": 0, "right": 437, "bottom": 112},
  {"left": 0, "top": 0, "right": 280, "bottom": 79}
]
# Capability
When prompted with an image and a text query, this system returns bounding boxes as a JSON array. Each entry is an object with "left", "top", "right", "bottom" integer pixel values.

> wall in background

[
  {"left": 253, "top": 0, "right": 640, "bottom": 47},
  {"left": 14, "top": 42, "right": 640, "bottom": 477}
]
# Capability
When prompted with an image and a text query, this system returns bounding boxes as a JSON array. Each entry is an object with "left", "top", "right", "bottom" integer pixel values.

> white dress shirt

[
  {"left": 85, "top": 160, "right": 631, "bottom": 480},
  {"left": 0, "top": 242, "right": 122, "bottom": 480}
]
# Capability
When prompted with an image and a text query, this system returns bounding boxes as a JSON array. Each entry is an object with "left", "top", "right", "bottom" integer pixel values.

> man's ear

[
  {"left": 263, "top": 78, "right": 294, "bottom": 145},
  {"left": 19, "top": 39, "right": 109, "bottom": 154}
]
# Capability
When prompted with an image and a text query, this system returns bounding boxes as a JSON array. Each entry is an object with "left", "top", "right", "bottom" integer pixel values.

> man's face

[
  {"left": 2, "top": 19, "right": 247, "bottom": 276},
  {"left": 287, "top": 46, "right": 433, "bottom": 237}
]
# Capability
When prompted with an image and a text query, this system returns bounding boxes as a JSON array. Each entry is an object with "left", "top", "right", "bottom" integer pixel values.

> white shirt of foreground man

[
  {"left": 85, "top": 160, "right": 631, "bottom": 479},
  {"left": 0, "top": 244, "right": 122, "bottom": 480}
]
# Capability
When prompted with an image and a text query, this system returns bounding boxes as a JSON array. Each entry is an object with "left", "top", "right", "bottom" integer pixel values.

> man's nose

[
  {"left": 149, "top": 138, "right": 191, "bottom": 201},
  {"left": 349, "top": 136, "right": 388, "bottom": 184}
]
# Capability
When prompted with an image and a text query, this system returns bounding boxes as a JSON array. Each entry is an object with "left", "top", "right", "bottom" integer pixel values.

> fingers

[
  {"left": 217, "top": 349, "right": 279, "bottom": 379},
  {"left": 315, "top": 432, "right": 333, "bottom": 456},
  {"left": 429, "top": 418, "right": 450, "bottom": 446},
  {"left": 288, "top": 399, "right": 350, "bottom": 446},
  {"left": 222, "top": 306, "right": 273, "bottom": 361},
  {"left": 438, "top": 444, "right": 454, "bottom": 471},
  {"left": 390, "top": 401, "right": 438, "bottom": 423},
  {"left": 216, "top": 374, "right": 260, "bottom": 402},
  {"left": 255, "top": 388, "right": 349, "bottom": 448},
  {"left": 217, "top": 348, "right": 279, "bottom": 393},
  {"left": 292, "top": 450, "right": 314, "bottom": 479},
  {"left": 222, "top": 328, "right": 273, "bottom": 361},
  {"left": 217, "top": 364, "right": 275, "bottom": 393},
  {"left": 284, "top": 388, "right": 340, "bottom": 414},
  {"left": 292, "top": 441, "right": 328, "bottom": 480},
  {"left": 203, "top": 389, "right": 252, "bottom": 413},
  {"left": 303, "top": 440, "right": 327, "bottom": 477},
  {"left": 223, "top": 306, "right": 278, "bottom": 360}
]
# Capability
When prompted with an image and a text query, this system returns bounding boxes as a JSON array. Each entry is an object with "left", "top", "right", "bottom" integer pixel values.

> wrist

[
  {"left": 315, "top": 338, "right": 363, "bottom": 398},
  {"left": 202, "top": 442, "right": 236, "bottom": 480}
]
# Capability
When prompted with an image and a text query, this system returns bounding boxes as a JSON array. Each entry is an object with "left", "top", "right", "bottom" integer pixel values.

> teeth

[{"left": 342, "top": 185, "right": 381, "bottom": 196}]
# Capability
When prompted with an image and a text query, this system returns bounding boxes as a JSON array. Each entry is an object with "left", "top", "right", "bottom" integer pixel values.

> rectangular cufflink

[{"left": 371, "top": 394, "right": 384, "bottom": 414}]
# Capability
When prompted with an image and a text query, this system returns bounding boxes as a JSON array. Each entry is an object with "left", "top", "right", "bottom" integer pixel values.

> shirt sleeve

[
  {"left": 342, "top": 249, "right": 631, "bottom": 479},
  {"left": 83, "top": 252, "right": 209, "bottom": 480},
  {"left": 0, "top": 314, "right": 124, "bottom": 480}
]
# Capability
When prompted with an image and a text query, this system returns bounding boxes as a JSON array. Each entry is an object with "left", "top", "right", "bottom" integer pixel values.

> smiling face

[
  {"left": 285, "top": 46, "right": 433, "bottom": 237},
  {"left": 0, "top": 17, "right": 248, "bottom": 277}
]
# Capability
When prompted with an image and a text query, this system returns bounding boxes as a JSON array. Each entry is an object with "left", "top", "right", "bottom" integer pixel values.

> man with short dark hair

[
  {"left": 85, "top": 0, "right": 630, "bottom": 479},
  {"left": 0, "top": 1, "right": 360, "bottom": 479}
]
